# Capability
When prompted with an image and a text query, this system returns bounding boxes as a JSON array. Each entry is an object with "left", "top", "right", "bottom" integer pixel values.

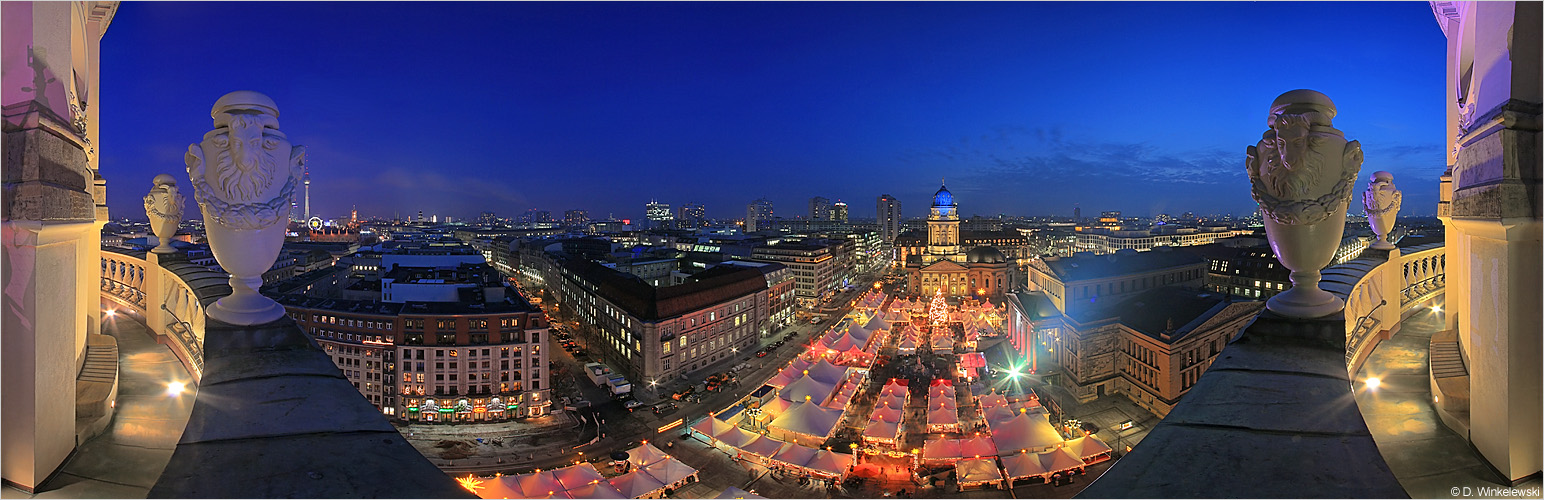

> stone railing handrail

[
  {"left": 1081, "top": 242, "right": 1444, "bottom": 498},
  {"left": 99, "top": 249, "right": 225, "bottom": 380},
  {"left": 1324, "top": 243, "right": 1445, "bottom": 375},
  {"left": 148, "top": 315, "right": 473, "bottom": 498},
  {"left": 101, "top": 245, "right": 470, "bottom": 497}
]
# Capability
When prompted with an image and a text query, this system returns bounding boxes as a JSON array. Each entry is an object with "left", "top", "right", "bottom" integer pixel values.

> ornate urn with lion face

[
  {"left": 185, "top": 91, "right": 306, "bottom": 325},
  {"left": 1246, "top": 89, "right": 1364, "bottom": 319},
  {"left": 1363, "top": 171, "right": 1401, "bottom": 250},
  {"left": 143, "top": 174, "right": 185, "bottom": 254}
]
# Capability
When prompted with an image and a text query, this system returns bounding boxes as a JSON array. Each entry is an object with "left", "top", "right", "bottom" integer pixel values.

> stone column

[
  {"left": 1, "top": 1, "right": 116, "bottom": 492},
  {"left": 1434, "top": 0, "right": 1542, "bottom": 484}
]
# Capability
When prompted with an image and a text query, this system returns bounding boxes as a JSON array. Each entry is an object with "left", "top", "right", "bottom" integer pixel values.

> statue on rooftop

[
  {"left": 185, "top": 90, "right": 306, "bottom": 325},
  {"left": 143, "top": 174, "right": 184, "bottom": 254},
  {"left": 1246, "top": 89, "right": 1363, "bottom": 319}
]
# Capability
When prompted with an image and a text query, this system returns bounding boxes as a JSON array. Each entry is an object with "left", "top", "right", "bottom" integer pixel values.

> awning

[
  {"left": 923, "top": 439, "right": 962, "bottom": 460},
  {"left": 956, "top": 457, "right": 1004, "bottom": 485},
  {"left": 1037, "top": 447, "right": 1084, "bottom": 474},
  {"left": 1063, "top": 435, "right": 1114, "bottom": 459},
  {"left": 607, "top": 471, "right": 666, "bottom": 499},
  {"left": 563, "top": 482, "right": 626, "bottom": 499},
  {"left": 739, "top": 435, "right": 787, "bottom": 459},
  {"left": 1001, "top": 452, "right": 1049, "bottom": 479},
  {"left": 643, "top": 456, "right": 698, "bottom": 486},
  {"left": 716, "top": 428, "right": 761, "bottom": 449},
  {"left": 770, "top": 442, "right": 818, "bottom": 469},
  {"left": 959, "top": 436, "right": 998, "bottom": 457},
  {"left": 804, "top": 450, "right": 855, "bottom": 478},
  {"left": 552, "top": 463, "right": 606, "bottom": 491},
  {"left": 692, "top": 417, "right": 736, "bottom": 442},
  {"left": 626, "top": 443, "right": 671, "bottom": 469},
  {"left": 514, "top": 470, "right": 563, "bottom": 498},
  {"left": 928, "top": 406, "right": 959, "bottom": 426},
  {"left": 863, "top": 419, "right": 901, "bottom": 442},
  {"left": 869, "top": 406, "right": 903, "bottom": 423},
  {"left": 991, "top": 413, "right": 1065, "bottom": 456}
]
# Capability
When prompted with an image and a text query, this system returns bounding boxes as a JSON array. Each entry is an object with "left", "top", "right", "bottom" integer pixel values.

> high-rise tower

[
  {"left": 746, "top": 198, "right": 774, "bottom": 232},
  {"left": 303, "top": 164, "right": 311, "bottom": 221},
  {"left": 810, "top": 196, "right": 832, "bottom": 220},
  {"left": 877, "top": 194, "right": 901, "bottom": 242}
]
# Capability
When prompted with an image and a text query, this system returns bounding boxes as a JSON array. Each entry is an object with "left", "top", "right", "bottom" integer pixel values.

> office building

[
  {"left": 877, "top": 194, "right": 902, "bottom": 243},
  {"left": 746, "top": 198, "right": 774, "bottom": 232}
]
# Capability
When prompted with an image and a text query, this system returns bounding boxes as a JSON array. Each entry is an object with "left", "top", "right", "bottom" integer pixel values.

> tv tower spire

[{"left": 303, "top": 164, "right": 311, "bottom": 221}]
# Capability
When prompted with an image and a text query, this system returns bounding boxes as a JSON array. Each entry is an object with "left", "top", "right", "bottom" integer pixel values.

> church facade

[{"left": 904, "top": 184, "right": 1009, "bottom": 299}]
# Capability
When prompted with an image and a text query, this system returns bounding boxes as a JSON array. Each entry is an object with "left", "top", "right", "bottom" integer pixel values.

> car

[
  {"left": 755, "top": 350, "right": 769, "bottom": 358},
  {"left": 772, "top": 341, "right": 784, "bottom": 348},
  {"left": 623, "top": 400, "right": 645, "bottom": 412},
  {"left": 653, "top": 402, "right": 679, "bottom": 415}
]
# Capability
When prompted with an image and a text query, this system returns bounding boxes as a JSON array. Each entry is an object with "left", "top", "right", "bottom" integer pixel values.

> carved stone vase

[
  {"left": 185, "top": 91, "right": 306, "bottom": 325},
  {"left": 1363, "top": 171, "right": 1401, "bottom": 250},
  {"left": 143, "top": 174, "right": 185, "bottom": 254},
  {"left": 1246, "top": 89, "right": 1364, "bottom": 319}
]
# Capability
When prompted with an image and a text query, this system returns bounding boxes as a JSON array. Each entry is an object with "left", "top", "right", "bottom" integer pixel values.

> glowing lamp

[
  {"left": 167, "top": 381, "right": 186, "bottom": 396},
  {"left": 104, "top": 309, "right": 117, "bottom": 318},
  {"left": 1366, "top": 377, "right": 1381, "bottom": 390}
]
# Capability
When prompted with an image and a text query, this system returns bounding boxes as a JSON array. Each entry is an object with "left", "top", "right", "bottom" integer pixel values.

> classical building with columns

[{"left": 903, "top": 184, "right": 1010, "bottom": 299}]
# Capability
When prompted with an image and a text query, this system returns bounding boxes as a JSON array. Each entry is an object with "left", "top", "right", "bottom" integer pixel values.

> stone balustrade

[
  {"left": 98, "top": 246, "right": 469, "bottom": 497},
  {"left": 1080, "top": 242, "right": 1445, "bottom": 498}
]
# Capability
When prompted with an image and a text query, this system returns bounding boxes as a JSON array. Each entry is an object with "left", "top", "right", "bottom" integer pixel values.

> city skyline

[{"left": 101, "top": 2, "right": 1447, "bottom": 222}]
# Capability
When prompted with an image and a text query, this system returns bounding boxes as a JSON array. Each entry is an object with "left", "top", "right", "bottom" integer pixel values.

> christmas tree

[{"left": 929, "top": 288, "right": 948, "bottom": 329}]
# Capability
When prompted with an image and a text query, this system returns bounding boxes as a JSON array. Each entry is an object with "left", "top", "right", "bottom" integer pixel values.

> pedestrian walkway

[
  {"left": 1354, "top": 309, "right": 1541, "bottom": 498},
  {"left": 4, "top": 317, "right": 197, "bottom": 499}
]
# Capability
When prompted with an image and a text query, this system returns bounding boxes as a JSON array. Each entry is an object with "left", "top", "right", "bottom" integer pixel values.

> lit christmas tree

[{"left": 929, "top": 288, "right": 948, "bottom": 329}]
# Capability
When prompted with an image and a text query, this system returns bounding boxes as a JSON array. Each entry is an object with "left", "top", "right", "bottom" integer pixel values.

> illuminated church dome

[{"left": 932, "top": 184, "right": 956, "bottom": 207}]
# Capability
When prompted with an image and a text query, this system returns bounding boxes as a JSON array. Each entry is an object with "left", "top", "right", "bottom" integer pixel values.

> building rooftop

[
  {"left": 1042, "top": 248, "right": 1205, "bottom": 282},
  {"left": 1114, "top": 287, "right": 1232, "bottom": 344},
  {"left": 562, "top": 258, "right": 772, "bottom": 321},
  {"left": 273, "top": 287, "right": 539, "bottom": 316}
]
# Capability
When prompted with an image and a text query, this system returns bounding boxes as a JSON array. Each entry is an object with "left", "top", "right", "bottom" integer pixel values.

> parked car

[
  {"left": 653, "top": 402, "right": 679, "bottom": 415},
  {"left": 624, "top": 400, "right": 645, "bottom": 412},
  {"left": 756, "top": 350, "right": 769, "bottom": 358}
]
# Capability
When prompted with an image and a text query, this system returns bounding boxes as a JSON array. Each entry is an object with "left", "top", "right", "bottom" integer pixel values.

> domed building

[{"left": 904, "top": 183, "right": 1010, "bottom": 299}]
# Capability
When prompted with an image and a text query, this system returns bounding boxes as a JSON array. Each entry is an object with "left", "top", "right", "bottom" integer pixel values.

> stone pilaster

[{"left": 1439, "top": 0, "right": 1542, "bottom": 483}]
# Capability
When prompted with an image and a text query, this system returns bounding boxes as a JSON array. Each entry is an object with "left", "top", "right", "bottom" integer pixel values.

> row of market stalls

[
  {"left": 467, "top": 443, "right": 699, "bottom": 499},
  {"left": 690, "top": 417, "right": 857, "bottom": 480},
  {"left": 917, "top": 392, "right": 1115, "bottom": 490},
  {"left": 926, "top": 379, "right": 961, "bottom": 433},
  {"left": 862, "top": 380, "right": 910, "bottom": 446}
]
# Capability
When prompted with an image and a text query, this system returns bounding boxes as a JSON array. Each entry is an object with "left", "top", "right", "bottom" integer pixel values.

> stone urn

[
  {"left": 1245, "top": 89, "right": 1364, "bottom": 319},
  {"left": 1363, "top": 171, "right": 1401, "bottom": 250},
  {"left": 142, "top": 173, "right": 185, "bottom": 254},
  {"left": 184, "top": 91, "right": 306, "bottom": 325}
]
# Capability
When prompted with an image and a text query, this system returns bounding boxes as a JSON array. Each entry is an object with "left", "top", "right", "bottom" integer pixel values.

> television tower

[{"left": 303, "top": 165, "right": 311, "bottom": 221}]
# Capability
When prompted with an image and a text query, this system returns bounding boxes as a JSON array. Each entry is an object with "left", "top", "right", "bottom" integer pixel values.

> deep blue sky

[{"left": 101, "top": 2, "right": 1448, "bottom": 222}]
